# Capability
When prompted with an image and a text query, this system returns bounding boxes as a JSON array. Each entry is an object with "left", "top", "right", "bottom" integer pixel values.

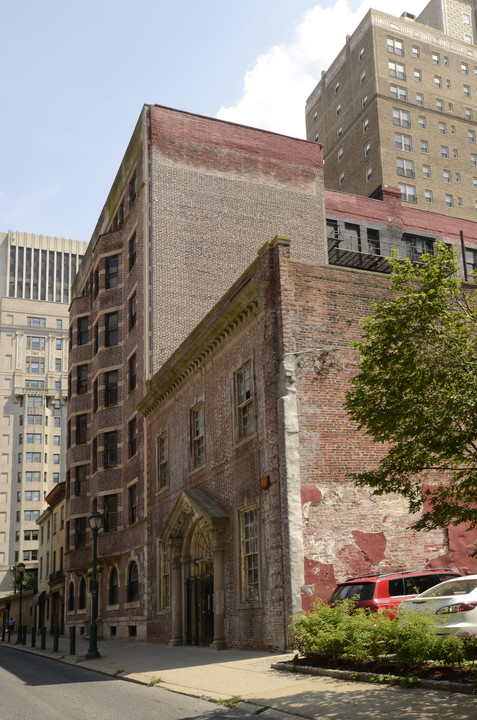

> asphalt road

[{"left": 0, "top": 646, "right": 267, "bottom": 720}]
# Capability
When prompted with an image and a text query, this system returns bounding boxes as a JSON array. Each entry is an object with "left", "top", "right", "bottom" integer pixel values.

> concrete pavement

[{"left": 2, "top": 633, "right": 477, "bottom": 720}]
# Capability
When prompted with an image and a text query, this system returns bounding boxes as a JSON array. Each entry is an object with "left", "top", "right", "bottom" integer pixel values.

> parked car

[
  {"left": 398, "top": 574, "right": 477, "bottom": 635},
  {"left": 328, "top": 568, "right": 462, "bottom": 616}
]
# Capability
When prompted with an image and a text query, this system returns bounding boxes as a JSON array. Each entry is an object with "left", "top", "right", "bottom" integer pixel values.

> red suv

[{"left": 328, "top": 568, "right": 462, "bottom": 615}]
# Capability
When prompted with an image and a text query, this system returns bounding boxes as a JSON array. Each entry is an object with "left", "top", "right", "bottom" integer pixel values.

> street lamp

[
  {"left": 15, "top": 562, "right": 25, "bottom": 645},
  {"left": 85, "top": 512, "right": 103, "bottom": 660}
]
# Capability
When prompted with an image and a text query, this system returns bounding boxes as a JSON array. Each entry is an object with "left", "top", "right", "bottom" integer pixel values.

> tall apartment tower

[
  {"left": 305, "top": 0, "right": 477, "bottom": 219},
  {"left": 0, "top": 231, "right": 87, "bottom": 596}
]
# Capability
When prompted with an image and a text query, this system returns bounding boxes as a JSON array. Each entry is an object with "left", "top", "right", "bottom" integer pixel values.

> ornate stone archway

[{"left": 161, "top": 489, "right": 229, "bottom": 650}]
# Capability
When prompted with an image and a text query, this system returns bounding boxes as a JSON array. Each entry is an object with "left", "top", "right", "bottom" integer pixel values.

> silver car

[{"left": 399, "top": 574, "right": 477, "bottom": 635}]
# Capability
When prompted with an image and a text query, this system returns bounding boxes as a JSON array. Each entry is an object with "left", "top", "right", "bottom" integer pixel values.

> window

[
  {"left": 361, "top": 95, "right": 367, "bottom": 108},
  {"left": 421, "top": 140, "right": 429, "bottom": 154},
  {"left": 240, "top": 507, "right": 260, "bottom": 603},
  {"left": 390, "top": 84, "right": 407, "bottom": 100},
  {"left": 79, "top": 578, "right": 86, "bottom": 610},
  {"left": 445, "top": 194, "right": 454, "bottom": 207},
  {"left": 68, "top": 582, "right": 75, "bottom": 611},
  {"left": 129, "top": 353, "right": 137, "bottom": 392},
  {"left": 314, "top": 132, "right": 319, "bottom": 142},
  {"left": 129, "top": 175, "right": 137, "bottom": 207},
  {"left": 418, "top": 116, "right": 426, "bottom": 129},
  {"left": 469, "top": 130, "right": 476, "bottom": 143},
  {"left": 396, "top": 158, "right": 414, "bottom": 178},
  {"left": 412, "top": 46, "right": 420, "bottom": 58},
  {"left": 436, "top": 99, "right": 444, "bottom": 111},
  {"left": 434, "top": 75, "right": 442, "bottom": 88},
  {"left": 25, "top": 471, "right": 40, "bottom": 482},
  {"left": 129, "top": 293, "right": 137, "bottom": 331},
  {"left": 105, "top": 370, "right": 118, "bottom": 406},
  {"left": 388, "top": 61, "right": 405, "bottom": 79},
  {"left": 27, "top": 336, "right": 45, "bottom": 350},
  {"left": 416, "top": 92, "right": 424, "bottom": 105},
  {"left": 466, "top": 248, "right": 477, "bottom": 276},
  {"left": 414, "top": 69, "right": 421, "bottom": 82},
  {"left": 55, "top": 359, "right": 61, "bottom": 372},
  {"left": 364, "top": 142, "right": 370, "bottom": 158},
  {"left": 75, "top": 465, "right": 87, "bottom": 496},
  {"left": 359, "top": 47, "right": 364, "bottom": 61},
  {"left": 78, "top": 317, "right": 88, "bottom": 345},
  {"left": 474, "top": 177, "right": 477, "bottom": 190},
  {"left": 77, "top": 365, "right": 88, "bottom": 394},
  {"left": 25, "top": 491, "right": 40, "bottom": 501},
  {"left": 422, "top": 165, "right": 431, "bottom": 179},
  {"left": 105, "top": 256, "right": 119, "bottom": 289},
  {"left": 336, "top": 126, "right": 342, "bottom": 139},
  {"left": 104, "top": 494, "right": 118, "bottom": 532},
  {"left": 235, "top": 364, "right": 254, "bottom": 440},
  {"left": 393, "top": 108, "right": 410, "bottom": 127},
  {"left": 466, "top": 107, "right": 473, "bottom": 120},
  {"left": 451, "top": 125, "right": 456, "bottom": 135},
  {"left": 75, "top": 517, "right": 87, "bottom": 549},
  {"left": 471, "top": 154, "right": 477, "bottom": 167},
  {"left": 128, "top": 417, "right": 137, "bottom": 458},
  {"left": 461, "top": 62, "right": 469, "bottom": 75},
  {"left": 24, "top": 510, "right": 40, "bottom": 521},
  {"left": 53, "top": 435, "right": 60, "bottom": 446},
  {"left": 456, "top": 172, "right": 461, "bottom": 183},
  {"left": 76, "top": 414, "right": 87, "bottom": 445},
  {"left": 92, "top": 437, "right": 97, "bottom": 473},
  {"left": 128, "top": 562, "right": 139, "bottom": 602},
  {"left": 109, "top": 568, "right": 119, "bottom": 605},
  {"left": 26, "top": 359, "right": 44, "bottom": 374},
  {"left": 53, "top": 453, "right": 60, "bottom": 464},
  {"left": 312, "top": 111, "right": 317, "bottom": 122},
  {"left": 27, "top": 433, "right": 42, "bottom": 444},
  {"left": 362, "top": 117, "right": 369, "bottom": 133},
  {"left": 394, "top": 133, "right": 412, "bottom": 152},
  {"left": 157, "top": 432, "right": 168, "bottom": 489},
  {"left": 104, "top": 431, "right": 118, "bottom": 468},
  {"left": 337, "top": 146, "right": 343, "bottom": 162},
  {"left": 129, "top": 233, "right": 137, "bottom": 270},
  {"left": 338, "top": 171, "right": 345, "bottom": 186},
  {"left": 105, "top": 312, "right": 118, "bottom": 346},
  {"left": 443, "top": 169, "right": 451, "bottom": 183},
  {"left": 439, "top": 122, "right": 447, "bottom": 135},
  {"left": 458, "top": 197, "right": 463, "bottom": 207},
  {"left": 26, "top": 452, "right": 41, "bottom": 463},
  {"left": 28, "top": 317, "right": 46, "bottom": 328},
  {"left": 399, "top": 183, "right": 417, "bottom": 203},
  {"left": 366, "top": 167, "right": 373, "bottom": 182},
  {"left": 190, "top": 404, "right": 205, "bottom": 469},
  {"left": 335, "top": 103, "right": 341, "bottom": 116},
  {"left": 93, "top": 377, "right": 98, "bottom": 413},
  {"left": 360, "top": 71, "right": 366, "bottom": 85},
  {"left": 441, "top": 146, "right": 449, "bottom": 159},
  {"left": 464, "top": 85, "right": 471, "bottom": 97},
  {"left": 387, "top": 37, "right": 404, "bottom": 56},
  {"left": 128, "top": 484, "right": 137, "bottom": 524}
]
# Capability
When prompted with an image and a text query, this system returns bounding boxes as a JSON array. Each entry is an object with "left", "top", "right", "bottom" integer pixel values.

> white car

[{"left": 399, "top": 574, "right": 477, "bottom": 635}]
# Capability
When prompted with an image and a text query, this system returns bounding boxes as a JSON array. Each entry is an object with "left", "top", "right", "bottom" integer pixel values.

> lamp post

[
  {"left": 85, "top": 512, "right": 103, "bottom": 660},
  {"left": 15, "top": 562, "right": 25, "bottom": 645}
]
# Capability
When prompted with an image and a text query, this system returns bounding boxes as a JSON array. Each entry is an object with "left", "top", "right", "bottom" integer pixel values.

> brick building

[
  {"left": 306, "top": 0, "right": 477, "bottom": 221},
  {"left": 67, "top": 103, "right": 477, "bottom": 650}
]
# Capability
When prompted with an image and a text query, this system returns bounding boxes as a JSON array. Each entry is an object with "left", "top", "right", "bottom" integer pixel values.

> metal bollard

[
  {"left": 31, "top": 627, "right": 36, "bottom": 648},
  {"left": 69, "top": 626, "right": 76, "bottom": 655},
  {"left": 40, "top": 626, "right": 46, "bottom": 650},
  {"left": 53, "top": 627, "right": 59, "bottom": 652}
]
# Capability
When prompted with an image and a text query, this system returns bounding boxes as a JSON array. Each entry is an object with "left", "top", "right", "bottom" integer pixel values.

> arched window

[
  {"left": 68, "top": 581, "right": 74, "bottom": 611},
  {"left": 79, "top": 578, "right": 86, "bottom": 609},
  {"left": 128, "top": 562, "right": 138, "bottom": 602},
  {"left": 109, "top": 567, "right": 119, "bottom": 605}
]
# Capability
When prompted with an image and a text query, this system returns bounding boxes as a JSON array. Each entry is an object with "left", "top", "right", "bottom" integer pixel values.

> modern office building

[
  {"left": 0, "top": 231, "right": 87, "bottom": 597},
  {"left": 305, "top": 0, "right": 477, "bottom": 220}
]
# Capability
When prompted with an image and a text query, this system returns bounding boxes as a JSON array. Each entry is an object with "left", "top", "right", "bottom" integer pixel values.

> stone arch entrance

[{"left": 161, "top": 489, "right": 228, "bottom": 650}]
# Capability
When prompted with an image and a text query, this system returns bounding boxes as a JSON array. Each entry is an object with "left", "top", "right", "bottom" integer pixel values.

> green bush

[
  {"left": 388, "top": 608, "right": 437, "bottom": 669},
  {"left": 431, "top": 635, "right": 465, "bottom": 666}
]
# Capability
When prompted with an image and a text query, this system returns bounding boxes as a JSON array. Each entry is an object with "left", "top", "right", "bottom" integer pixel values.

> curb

[{"left": 271, "top": 661, "right": 476, "bottom": 696}]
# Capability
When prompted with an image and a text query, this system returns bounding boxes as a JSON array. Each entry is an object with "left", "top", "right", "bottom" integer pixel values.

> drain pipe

[{"left": 460, "top": 230, "right": 468, "bottom": 282}]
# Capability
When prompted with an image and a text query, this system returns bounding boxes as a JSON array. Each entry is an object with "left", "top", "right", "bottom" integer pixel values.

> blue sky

[{"left": 1, "top": 0, "right": 425, "bottom": 242}]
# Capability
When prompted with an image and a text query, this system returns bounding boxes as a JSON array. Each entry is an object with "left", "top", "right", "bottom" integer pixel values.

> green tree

[{"left": 345, "top": 242, "right": 477, "bottom": 531}]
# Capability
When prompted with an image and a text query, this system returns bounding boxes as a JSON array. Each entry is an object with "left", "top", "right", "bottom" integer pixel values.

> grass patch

[
  {"left": 217, "top": 695, "right": 243, "bottom": 708},
  {"left": 147, "top": 676, "right": 162, "bottom": 686}
]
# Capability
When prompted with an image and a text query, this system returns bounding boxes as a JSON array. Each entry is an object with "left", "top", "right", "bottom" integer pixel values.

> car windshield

[
  {"left": 419, "top": 578, "right": 477, "bottom": 598},
  {"left": 329, "top": 582, "right": 375, "bottom": 602}
]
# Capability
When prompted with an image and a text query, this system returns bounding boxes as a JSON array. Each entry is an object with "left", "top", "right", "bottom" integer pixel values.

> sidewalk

[{"left": 2, "top": 633, "right": 477, "bottom": 720}]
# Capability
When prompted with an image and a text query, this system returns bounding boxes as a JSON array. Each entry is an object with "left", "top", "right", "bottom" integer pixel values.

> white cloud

[{"left": 217, "top": 0, "right": 426, "bottom": 138}]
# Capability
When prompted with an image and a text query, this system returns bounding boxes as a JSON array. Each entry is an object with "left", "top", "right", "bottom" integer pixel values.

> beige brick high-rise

[{"left": 306, "top": 0, "right": 477, "bottom": 220}]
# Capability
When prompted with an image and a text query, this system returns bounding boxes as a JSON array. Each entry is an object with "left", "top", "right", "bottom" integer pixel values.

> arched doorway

[
  {"left": 161, "top": 488, "right": 228, "bottom": 650},
  {"left": 186, "top": 520, "right": 214, "bottom": 645}
]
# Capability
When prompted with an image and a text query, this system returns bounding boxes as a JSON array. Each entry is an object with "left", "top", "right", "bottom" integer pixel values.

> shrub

[
  {"left": 460, "top": 633, "right": 477, "bottom": 663},
  {"left": 390, "top": 608, "right": 437, "bottom": 669},
  {"left": 431, "top": 635, "right": 465, "bottom": 666}
]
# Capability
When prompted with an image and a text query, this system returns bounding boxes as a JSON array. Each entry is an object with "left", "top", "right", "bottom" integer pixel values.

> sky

[{"left": 1, "top": 0, "right": 427, "bottom": 243}]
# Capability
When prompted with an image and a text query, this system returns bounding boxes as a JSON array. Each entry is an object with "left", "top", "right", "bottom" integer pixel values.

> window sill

[{"left": 124, "top": 600, "right": 140, "bottom": 609}]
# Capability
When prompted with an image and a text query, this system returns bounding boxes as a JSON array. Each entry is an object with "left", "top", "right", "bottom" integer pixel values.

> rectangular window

[
  {"left": 75, "top": 465, "right": 87, "bottom": 496},
  {"left": 105, "top": 255, "right": 119, "bottom": 289},
  {"left": 27, "top": 336, "right": 45, "bottom": 350},
  {"left": 469, "top": 130, "right": 476, "bottom": 143},
  {"left": 104, "top": 494, "right": 118, "bottom": 532},
  {"left": 436, "top": 99, "right": 444, "bottom": 111},
  {"left": 445, "top": 194, "right": 454, "bottom": 207},
  {"left": 390, "top": 84, "right": 407, "bottom": 100},
  {"left": 464, "top": 85, "right": 471, "bottom": 97},
  {"left": 129, "top": 175, "right": 137, "bottom": 207},
  {"left": 129, "top": 293, "right": 137, "bottom": 331},
  {"left": 439, "top": 122, "right": 446, "bottom": 135},
  {"left": 75, "top": 517, "right": 87, "bottom": 549},
  {"left": 235, "top": 364, "right": 255, "bottom": 440},
  {"left": 241, "top": 507, "right": 260, "bottom": 603},
  {"left": 432, "top": 52, "right": 440, "bottom": 65},
  {"left": 441, "top": 146, "right": 449, "bottom": 158},
  {"left": 128, "top": 484, "right": 137, "bottom": 524},
  {"left": 105, "top": 312, "right": 118, "bottom": 347},
  {"left": 412, "top": 46, "right": 420, "bottom": 58},
  {"left": 434, "top": 75, "right": 442, "bottom": 88},
  {"left": 78, "top": 317, "right": 88, "bottom": 345},
  {"left": 416, "top": 92, "right": 424, "bottom": 105},
  {"left": 105, "top": 370, "right": 118, "bottom": 406},
  {"left": 76, "top": 414, "right": 87, "bottom": 445},
  {"left": 338, "top": 171, "right": 345, "bottom": 186},
  {"left": 418, "top": 116, "right": 426, "bottom": 129},
  {"left": 471, "top": 154, "right": 477, "bottom": 167},
  {"left": 466, "top": 107, "right": 473, "bottom": 120},
  {"left": 387, "top": 37, "right": 404, "bottom": 56},
  {"left": 388, "top": 60, "right": 405, "bottom": 79},
  {"left": 337, "top": 146, "right": 343, "bottom": 162},
  {"left": 443, "top": 169, "right": 451, "bottom": 183},
  {"left": 157, "top": 432, "right": 168, "bottom": 490},
  {"left": 363, "top": 142, "right": 370, "bottom": 158},
  {"left": 399, "top": 183, "right": 417, "bottom": 203},
  {"left": 28, "top": 317, "right": 46, "bottom": 328},
  {"left": 396, "top": 158, "right": 414, "bottom": 178},
  {"left": 394, "top": 133, "right": 412, "bottom": 152},
  {"left": 393, "top": 108, "right": 410, "bottom": 127},
  {"left": 128, "top": 417, "right": 137, "bottom": 458},
  {"left": 129, "top": 233, "right": 137, "bottom": 270},
  {"left": 77, "top": 364, "right": 88, "bottom": 394},
  {"left": 104, "top": 431, "right": 118, "bottom": 468},
  {"left": 414, "top": 69, "right": 421, "bottom": 82},
  {"left": 421, "top": 140, "right": 429, "bottom": 154},
  {"left": 461, "top": 62, "right": 469, "bottom": 75},
  {"left": 422, "top": 165, "right": 431, "bottom": 179},
  {"left": 190, "top": 404, "right": 205, "bottom": 469}
]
